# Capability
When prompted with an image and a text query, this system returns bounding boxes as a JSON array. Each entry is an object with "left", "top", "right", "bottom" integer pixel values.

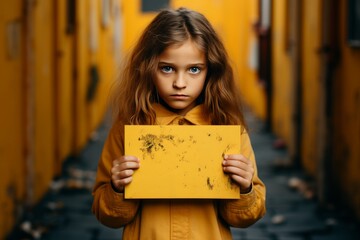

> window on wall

[
  {"left": 141, "top": 0, "right": 169, "bottom": 12},
  {"left": 347, "top": 0, "right": 360, "bottom": 47}
]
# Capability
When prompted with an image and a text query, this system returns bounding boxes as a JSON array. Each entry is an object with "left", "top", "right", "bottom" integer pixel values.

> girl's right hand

[{"left": 111, "top": 156, "right": 140, "bottom": 193}]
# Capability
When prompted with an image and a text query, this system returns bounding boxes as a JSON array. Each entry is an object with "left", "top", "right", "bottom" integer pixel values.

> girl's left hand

[{"left": 222, "top": 154, "right": 254, "bottom": 194}]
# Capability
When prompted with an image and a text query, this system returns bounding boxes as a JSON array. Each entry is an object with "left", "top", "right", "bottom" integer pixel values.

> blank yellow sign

[{"left": 124, "top": 125, "right": 241, "bottom": 199}]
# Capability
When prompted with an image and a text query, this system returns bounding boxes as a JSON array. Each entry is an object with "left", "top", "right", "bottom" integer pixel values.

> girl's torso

[{"left": 123, "top": 199, "right": 233, "bottom": 240}]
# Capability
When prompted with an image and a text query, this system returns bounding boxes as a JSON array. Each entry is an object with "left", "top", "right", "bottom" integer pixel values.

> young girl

[{"left": 92, "top": 7, "right": 266, "bottom": 239}]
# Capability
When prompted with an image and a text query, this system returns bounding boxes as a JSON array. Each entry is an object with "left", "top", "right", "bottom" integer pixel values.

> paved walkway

[{"left": 7, "top": 110, "right": 360, "bottom": 240}]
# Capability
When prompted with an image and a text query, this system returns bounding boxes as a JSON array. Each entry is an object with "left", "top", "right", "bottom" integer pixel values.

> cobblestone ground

[{"left": 7, "top": 110, "right": 360, "bottom": 240}]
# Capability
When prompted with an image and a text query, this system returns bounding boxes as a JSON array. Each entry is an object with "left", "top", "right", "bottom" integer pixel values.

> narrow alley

[
  {"left": 2, "top": 1, "right": 360, "bottom": 239},
  {"left": 7, "top": 109, "right": 360, "bottom": 240}
]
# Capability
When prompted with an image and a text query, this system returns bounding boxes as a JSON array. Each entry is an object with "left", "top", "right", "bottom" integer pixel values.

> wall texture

[{"left": 0, "top": 0, "right": 121, "bottom": 237}]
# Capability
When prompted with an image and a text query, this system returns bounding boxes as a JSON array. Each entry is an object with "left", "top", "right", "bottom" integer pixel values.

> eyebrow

[{"left": 158, "top": 61, "right": 206, "bottom": 67}]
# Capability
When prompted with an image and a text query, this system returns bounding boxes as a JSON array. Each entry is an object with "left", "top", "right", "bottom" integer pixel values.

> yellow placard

[{"left": 124, "top": 125, "right": 241, "bottom": 199}]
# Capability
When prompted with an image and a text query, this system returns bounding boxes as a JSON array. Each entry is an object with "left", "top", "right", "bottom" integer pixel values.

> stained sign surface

[{"left": 124, "top": 125, "right": 241, "bottom": 199}]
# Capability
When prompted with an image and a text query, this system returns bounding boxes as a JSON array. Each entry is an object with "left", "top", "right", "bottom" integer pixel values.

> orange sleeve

[
  {"left": 218, "top": 129, "right": 266, "bottom": 228},
  {"left": 91, "top": 122, "right": 140, "bottom": 228}
]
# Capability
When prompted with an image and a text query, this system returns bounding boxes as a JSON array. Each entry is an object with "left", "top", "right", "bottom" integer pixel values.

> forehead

[{"left": 158, "top": 40, "right": 206, "bottom": 64}]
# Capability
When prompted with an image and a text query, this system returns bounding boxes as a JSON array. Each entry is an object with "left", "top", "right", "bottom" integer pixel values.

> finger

[
  {"left": 112, "top": 159, "right": 140, "bottom": 174},
  {"left": 224, "top": 154, "right": 250, "bottom": 164},
  {"left": 112, "top": 161, "right": 140, "bottom": 173},
  {"left": 121, "top": 155, "right": 140, "bottom": 161},
  {"left": 223, "top": 159, "right": 250, "bottom": 170},
  {"left": 112, "top": 177, "right": 133, "bottom": 189},
  {"left": 230, "top": 174, "right": 252, "bottom": 190},
  {"left": 223, "top": 166, "right": 253, "bottom": 179},
  {"left": 112, "top": 169, "right": 135, "bottom": 180},
  {"left": 113, "top": 156, "right": 139, "bottom": 166},
  {"left": 223, "top": 162, "right": 254, "bottom": 179}
]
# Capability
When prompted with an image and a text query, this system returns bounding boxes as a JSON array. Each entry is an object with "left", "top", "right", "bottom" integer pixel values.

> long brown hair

[{"left": 111, "top": 7, "right": 246, "bottom": 127}]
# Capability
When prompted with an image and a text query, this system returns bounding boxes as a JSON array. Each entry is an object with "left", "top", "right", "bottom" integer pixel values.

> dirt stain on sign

[
  {"left": 138, "top": 133, "right": 199, "bottom": 160},
  {"left": 207, "top": 177, "right": 214, "bottom": 190},
  {"left": 138, "top": 134, "right": 175, "bottom": 154},
  {"left": 226, "top": 176, "right": 237, "bottom": 190}
]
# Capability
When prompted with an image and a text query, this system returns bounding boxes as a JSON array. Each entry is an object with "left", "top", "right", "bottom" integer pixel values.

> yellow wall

[
  {"left": 333, "top": 0, "right": 360, "bottom": 219},
  {"left": 74, "top": 0, "right": 91, "bottom": 152},
  {"left": 122, "top": 0, "right": 157, "bottom": 53},
  {"left": 300, "top": 0, "right": 323, "bottom": 175},
  {"left": 87, "top": 0, "right": 102, "bottom": 136},
  {"left": 75, "top": 0, "right": 117, "bottom": 152},
  {"left": 271, "top": 0, "right": 360, "bottom": 219},
  {"left": 0, "top": 0, "right": 25, "bottom": 236},
  {"left": 231, "top": 0, "right": 266, "bottom": 119},
  {"left": 271, "top": 0, "right": 324, "bottom": 175},
  {"left": 32, "top": 0, "right": 56, "bottom": 202},
  {"left": 0, "top": 1, "right": 122, "bottom": 238},
  {"left": 54, "top": 0, "right": 75, "bottom": 174},
  {"left": 271, "top": 0, "right": 293, "bottom": 143},
  {"left": 90, "top": 0, "right": 118, "bottom": 135}
]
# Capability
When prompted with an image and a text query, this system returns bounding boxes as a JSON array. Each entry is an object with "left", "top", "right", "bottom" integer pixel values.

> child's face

[{"left": 154, "top": 39, "right": 207, "bottom": 116}]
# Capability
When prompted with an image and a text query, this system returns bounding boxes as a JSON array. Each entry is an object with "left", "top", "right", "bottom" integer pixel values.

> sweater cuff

[
  {"left": 225, "top": 188, "right": 257, "bottom": 211},
  {"left": 104, "top": 184, "right": 139, "bottom": 213}
]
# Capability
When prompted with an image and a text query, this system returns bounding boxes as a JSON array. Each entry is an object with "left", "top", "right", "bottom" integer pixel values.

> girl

[{"left": 92, "top": 7, "right": 266, "bottom": 239}]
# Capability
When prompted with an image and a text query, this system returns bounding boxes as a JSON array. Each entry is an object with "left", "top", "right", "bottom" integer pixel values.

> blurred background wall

[
  {"left": 0, "top": 0, "right": 359, "bottom": 238},
  {"left": 0, "top": 0, "right": 120, "bottom": 235}
]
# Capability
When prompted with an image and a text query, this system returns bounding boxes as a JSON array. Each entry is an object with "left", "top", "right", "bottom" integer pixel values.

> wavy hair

[{"left": 111, "top": 7, "right": 246, "bottom": 127}]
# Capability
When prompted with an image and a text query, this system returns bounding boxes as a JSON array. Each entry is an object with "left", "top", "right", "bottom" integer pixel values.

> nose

[{"left": 173, "top": 73, "right": 186, "bottom": 89}]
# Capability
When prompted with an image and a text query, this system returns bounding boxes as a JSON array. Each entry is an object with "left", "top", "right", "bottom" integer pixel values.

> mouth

[{"left": 170, "top": 94, "right": 189, "bottom": 100}]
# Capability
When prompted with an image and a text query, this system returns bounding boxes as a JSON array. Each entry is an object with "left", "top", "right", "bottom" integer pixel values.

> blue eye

[
  {"left": 189, "top": 67, "right": 201, "bottom": 74},
  {"left": 160, "top": 66, "right": 173, "bottom": 73}
]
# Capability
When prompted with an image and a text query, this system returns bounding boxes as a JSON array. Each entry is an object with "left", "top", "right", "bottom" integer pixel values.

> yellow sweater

[{"left": 92, "top": 104, "right": 266, "bottom": 240}]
